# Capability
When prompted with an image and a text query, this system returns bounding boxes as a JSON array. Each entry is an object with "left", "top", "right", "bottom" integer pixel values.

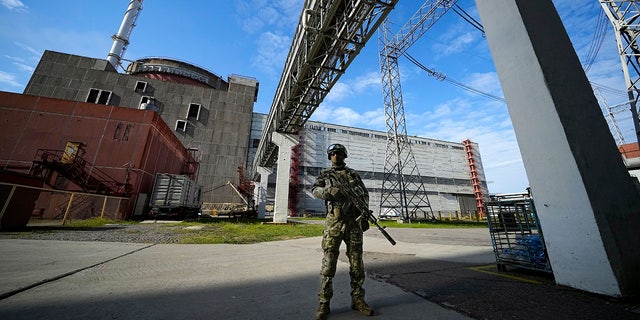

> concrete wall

[
  {"left": 23, "top": 50, "right": 258, "bottom": 203},
  {"left": 476, "top": 0, "right": 640, "bottom": 297}
]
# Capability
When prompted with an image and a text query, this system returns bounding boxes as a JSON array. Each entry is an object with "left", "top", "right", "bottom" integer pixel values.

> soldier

[{"left": 312, "top": 143, "right": 374, "bottom": 320}]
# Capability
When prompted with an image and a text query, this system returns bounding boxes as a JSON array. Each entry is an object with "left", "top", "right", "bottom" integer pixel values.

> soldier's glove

[{"left": 327, "top": 187, "right": 345, "bottom": 202}]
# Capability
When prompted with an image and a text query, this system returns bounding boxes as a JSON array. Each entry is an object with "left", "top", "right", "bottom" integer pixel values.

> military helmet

[{"left": 327, "top": 143, "right": 348, "bottom": 160}]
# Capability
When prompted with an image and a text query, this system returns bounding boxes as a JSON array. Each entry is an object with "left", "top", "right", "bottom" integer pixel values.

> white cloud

[
  {"left": 1, "top": 0, "right": 27, "bottom": 11},
  {"left": 325, "top": 82, "right": 351, "bottom": 102},
  {"left": 240, "top": 1, "right": 305, "bottom": 74},
  {"left": 237, "top": 0, "right": 302, "bottom": 34},
  {"left": 352, "top": 71, "right": 381, "bottom": 91},
  {"left": 14, "top": 62, "right": 33, "bottom": 72},
  {"left": 252, "top": 31, "right": 290, "bottom": 75},
  {"left": 362, "top": 108, "right": 386, "bottom": 128},
  {"left": 311, "top": 105, "right": 361, "bottom": 126},
  {"left": 3, "top": 54, "right": 23, "bottom": 63},
  {"left": 464, "top": 72, "right": 503, "bottom": 98},
  {"left": 3, "top": 54, "right": 35, "bottom": 73},
  {"left": 440, "top": 31, "right": 475, "bottom": 56},
  {"left": 0, "top": 70, "right": 22, "bottom": 87},
  {"left": 332, "top": 107, "right": 364, "bottom": 126},
  {"left": 4, "top": 53, "right": 35, "bottom": 72},
  {"left": 310, "top": 104, "right": 385, "bottom": 130},
  {"left": 325, "top": 71, "right": 380, "bottom": 103}
]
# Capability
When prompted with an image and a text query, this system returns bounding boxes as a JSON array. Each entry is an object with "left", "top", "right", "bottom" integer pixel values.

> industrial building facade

[
  {"left": 249, "top": 113, "right": 488, "bottom": 218},
  {"left": 23, "top": 50, "right": 259, "bottom": 203},
  {"left": 12, "top": 49, "right": 487, "bottom": 219},
  {"left": 0, "top": 91, "right": 198, "bottom": 221}
]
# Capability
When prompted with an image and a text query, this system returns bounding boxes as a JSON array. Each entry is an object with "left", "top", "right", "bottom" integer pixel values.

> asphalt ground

[
  {"left": 365, "top": 229, "right": 640, "bottom": 320},
  {"left": 0, "top": 226, "right": 638, "bottom": 320}
]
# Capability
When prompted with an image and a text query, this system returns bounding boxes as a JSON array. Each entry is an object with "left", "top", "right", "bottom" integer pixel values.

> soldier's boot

[
  {"left": 351, "top": 298, "right": 374, "bottom": 316},
  {"left": 315, "top": 302, "right": 330, "bottom": 320}
]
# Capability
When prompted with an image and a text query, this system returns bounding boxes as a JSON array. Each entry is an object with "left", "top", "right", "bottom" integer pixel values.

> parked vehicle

[{"left": 148, "top": 173, "right": 201, "bottom": 219}]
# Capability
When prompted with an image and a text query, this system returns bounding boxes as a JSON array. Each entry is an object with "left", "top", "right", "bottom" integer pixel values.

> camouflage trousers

[{"left": 318, "top": 216, "right": 365, "bottom": 304}]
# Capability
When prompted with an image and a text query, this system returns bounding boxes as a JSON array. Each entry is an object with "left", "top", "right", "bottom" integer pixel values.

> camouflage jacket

[{"left": 312, "top": 165, "right": 369, "bottom": 220}]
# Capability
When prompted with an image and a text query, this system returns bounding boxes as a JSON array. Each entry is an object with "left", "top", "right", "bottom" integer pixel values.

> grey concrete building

[
  {"left": 24, "top": 50, "right": 259, "bottom": 203},
  {"left": 249, "top": 113, "right": 488, "bottom": 218}
]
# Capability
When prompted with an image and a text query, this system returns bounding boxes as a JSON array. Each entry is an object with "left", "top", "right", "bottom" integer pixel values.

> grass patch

[
  {"left": 176, "top": 219, "right": 325, "bottom": 244},
  {"left": 21, "top": 217, "right": 485, "bottom": 244},
  {"left": 64, "top": 218, "right": 133, "bottom": 228}
]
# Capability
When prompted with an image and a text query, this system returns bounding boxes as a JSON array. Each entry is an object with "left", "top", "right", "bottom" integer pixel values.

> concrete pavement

[
  {"left": 0, "top": 230, "right": 490, "bottom": 320},
  {"left": 4, "top": 227, "right": 636, "bottom": 319}
]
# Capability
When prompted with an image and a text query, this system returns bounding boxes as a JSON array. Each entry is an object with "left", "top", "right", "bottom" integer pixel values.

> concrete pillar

[
  {"left": 476, "top": 0, "right": 640, "bottom": 297},
  {"left": 271, "top": 132, "right": 299, "bottom": 223},
  {"left": 255, "top": 166, "right": 273, "bottom": 219}
]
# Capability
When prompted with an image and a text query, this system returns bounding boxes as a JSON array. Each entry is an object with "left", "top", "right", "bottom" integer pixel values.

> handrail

[{"left": 33, "top": 149, "right": 130, "bottom": 196}]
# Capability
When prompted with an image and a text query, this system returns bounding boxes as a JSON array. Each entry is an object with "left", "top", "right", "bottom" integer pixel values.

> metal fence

[{"left": 1, "top": 182, "right": 130, "bottom": 226}]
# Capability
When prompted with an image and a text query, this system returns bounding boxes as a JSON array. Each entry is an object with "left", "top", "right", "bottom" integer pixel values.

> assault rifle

[{"left": 333, "top": 174, "right": 396, "bottom": 246}]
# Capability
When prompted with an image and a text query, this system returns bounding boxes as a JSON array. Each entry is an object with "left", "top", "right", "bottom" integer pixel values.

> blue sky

[{"left": 0, "top": 0, "right": 632, "bottom": 194}]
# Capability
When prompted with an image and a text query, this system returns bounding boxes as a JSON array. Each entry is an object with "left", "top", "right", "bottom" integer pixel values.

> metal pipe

[{"left": 107, "top": 0, "right": 143, "bottom": 70}]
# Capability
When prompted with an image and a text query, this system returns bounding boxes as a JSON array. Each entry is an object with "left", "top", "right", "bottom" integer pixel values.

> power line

[
  {"left": 452, "top": 4, "right": 484, "bottom": 35},
  {"left": 404, "top": 52, "right": 505, "bottom": 103},
  {"left": 590, "top": 81, "right": 628, "bottom": 96},
  {"left": 583, "top": 10, "right": 608, "bottom": 73}
]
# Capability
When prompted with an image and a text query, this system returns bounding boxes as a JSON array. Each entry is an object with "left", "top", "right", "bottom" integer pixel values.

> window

[
  {"left": 139, "top": 96, "right": 155, "bottom": 110},
  {"left": 86, "top": 88, "right": 112, "bottom": 105},
  {"left": 306, "top": 124, "right": 322, "bottom": 131},
  {"left": 348, "top": 130, "right": 369, "bottom": 138},
  {"left": 175, "top": 120, "right": 188, "bottom": 132},
  {"left": 135, "top": 81, "right": 147, "bottom": 93},
  {"left": 187, "top": 103, "right": 201, "bottom": 120},
  {"left": 113, "top": 123, "right": 132, "bottom": 140},
  {"left": 252, "top": 139, "right": 260, "bottom": 148},
  {"left": 123, "top": 125, "right": 132, "bottom": 141},
  {"left": 113, "top": 123, "right": 122, "bottom": 139}
]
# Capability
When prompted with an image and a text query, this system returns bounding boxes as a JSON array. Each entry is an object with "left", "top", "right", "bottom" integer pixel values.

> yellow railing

[{"left": 1, "top": 182, "right": 130, "bottom": 226}]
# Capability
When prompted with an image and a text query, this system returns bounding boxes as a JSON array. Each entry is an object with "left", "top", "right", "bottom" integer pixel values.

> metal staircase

[{"left": 29, "top": 148, "right": 130, "bottom": 196}]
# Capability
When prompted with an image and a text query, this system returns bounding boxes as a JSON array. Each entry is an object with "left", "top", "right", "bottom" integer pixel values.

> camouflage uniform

[{"left": 312, "top": 163, "right": 369, "bottom": 311}]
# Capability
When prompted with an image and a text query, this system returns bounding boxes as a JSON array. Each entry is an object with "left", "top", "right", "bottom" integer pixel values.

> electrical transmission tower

[
  {"left": 378, "top": 0, "right": 457, "bottom": 222},
  {"left": 600, "top": 0, "right": 640, "bottom": 143},
  {"left": 594, "top": 87, "right": 627, "bottom": 145}
]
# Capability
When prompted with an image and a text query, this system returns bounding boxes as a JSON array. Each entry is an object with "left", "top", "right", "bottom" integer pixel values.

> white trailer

[{"left": 148, "top": 173, "right": 201, "bottom": 219}]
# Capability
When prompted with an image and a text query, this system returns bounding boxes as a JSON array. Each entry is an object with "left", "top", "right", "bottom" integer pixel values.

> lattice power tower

[
  {"left": 378, "top": 0, "right": 457, "bottom": 221},
  {"left": 600, "top": 0, "right": 640, "bottom": 143}
]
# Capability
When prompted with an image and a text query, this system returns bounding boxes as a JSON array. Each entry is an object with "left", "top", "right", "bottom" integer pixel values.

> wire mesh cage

[{"left": 485, "top": 195, "right": 551, "bottom": 273}]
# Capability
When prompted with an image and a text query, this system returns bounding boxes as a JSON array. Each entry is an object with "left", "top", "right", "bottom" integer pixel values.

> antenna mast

[{"left": 107, "top": 0, "right": 143, "bottom": 70}]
